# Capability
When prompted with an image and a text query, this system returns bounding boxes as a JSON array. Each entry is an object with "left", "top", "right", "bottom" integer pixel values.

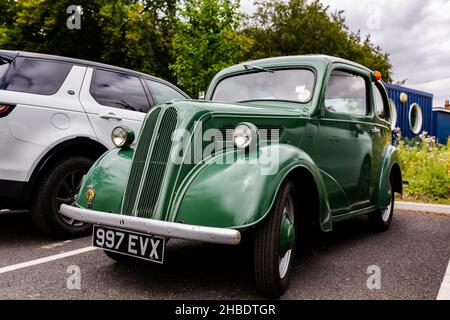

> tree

[
  {"left": 170, "top": 0, "right": 252, "bottom": 96},
  {"left": 99, "top": 0, "right": 178, "bottom": 81},
  {"left": 0, "top": 0, "right": 105, "bottom": 62},
  {"left": 0, "top": 0, "right": 393, "bottom": 88},
  {"left": 244, "top": 0, "right": 392, "bottom": 81},
  {"left": 0, "top": 0, "right": 178, "bottom": 81}
]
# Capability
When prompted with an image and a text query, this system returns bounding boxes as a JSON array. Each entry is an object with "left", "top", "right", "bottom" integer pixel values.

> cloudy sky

[{"left": 241, "top": 0, "right": 450, "bottom": 107}]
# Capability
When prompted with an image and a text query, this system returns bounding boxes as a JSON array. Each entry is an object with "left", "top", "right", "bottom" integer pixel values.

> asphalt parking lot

[{"left": 0, "top": 209, "right": 449, "bottom": 300}]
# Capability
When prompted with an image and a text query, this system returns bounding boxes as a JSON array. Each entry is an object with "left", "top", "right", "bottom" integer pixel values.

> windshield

[{"left": 212, "top": 69, "right": 315, "bottom": 104}]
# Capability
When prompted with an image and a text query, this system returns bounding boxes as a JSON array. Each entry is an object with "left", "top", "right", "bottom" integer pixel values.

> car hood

[{"left": 167, "top": 99, "right": 310, "bottom": 119}]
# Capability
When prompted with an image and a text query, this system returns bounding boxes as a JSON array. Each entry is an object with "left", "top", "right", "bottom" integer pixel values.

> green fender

[
  {"left": 76, "top": 147, "right": 134, "bottom": 213},
  {"left": 376, "top": 144, "right": 402, "bottom": 209},
  {"left": 175, "top": 144, "right": 332, "bottom": 231}
]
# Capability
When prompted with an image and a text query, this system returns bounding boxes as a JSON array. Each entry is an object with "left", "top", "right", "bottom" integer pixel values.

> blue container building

[
  {"left": 384, "top": 83, "right": 434, "bottom": 140},
  {"left": 433, "top": 108, "right": 450, "bottom": 144}
]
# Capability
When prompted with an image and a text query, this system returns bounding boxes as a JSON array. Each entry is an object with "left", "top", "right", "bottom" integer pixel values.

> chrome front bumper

[{"left": 60, "top": 204, "right": 241, "bottom": 245}]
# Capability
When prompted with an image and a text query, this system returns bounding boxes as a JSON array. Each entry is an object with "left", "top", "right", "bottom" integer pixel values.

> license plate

[{"left": 92, "top": 225, "right": 165, "bottom": 264}]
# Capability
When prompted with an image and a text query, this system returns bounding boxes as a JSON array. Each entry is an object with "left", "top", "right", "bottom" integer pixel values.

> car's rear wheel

[
  {"left": 369, "top": 179, "right": 394, "bottom": 232},
  {"left": 254, "top": 180, "right": 297, "bottom": 298},
  {"left": 31, "top": 157, "right": 93, "bottom": 238}
]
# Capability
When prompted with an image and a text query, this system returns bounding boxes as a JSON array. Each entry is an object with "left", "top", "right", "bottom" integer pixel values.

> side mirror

[{"left": 198, "top": 91, "right": 205, "bottom": 100}]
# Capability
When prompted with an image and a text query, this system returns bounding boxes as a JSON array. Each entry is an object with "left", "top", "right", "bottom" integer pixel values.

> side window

[
  {"left": 146, "top": 79, "right": 186, "bottom": 104},
  {"left": 0, "top": 57, "right": 72, "bottom": 95},
  {"left": 373, "top": 83, "right": 389, "bottom": 120},
  {"left": 0, "top": 58, "right": 10, "bottom": 80},
  {"left": 91, "top": 69, "right": 150, "bottom": 113},
  {"left": 325, "top": 70, "right": 368, "bottom": 116}
]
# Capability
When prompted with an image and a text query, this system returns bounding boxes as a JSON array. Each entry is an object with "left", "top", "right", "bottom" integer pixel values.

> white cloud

[{"left": 240, "top": 0, "right": 450, "bottom": 107}]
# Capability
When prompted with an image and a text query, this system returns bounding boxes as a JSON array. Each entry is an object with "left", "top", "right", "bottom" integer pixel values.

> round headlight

[
  {"left": 233, "top": 123, "right": 254, "bottom": 149},
  {"left": 111, "top": 126, "right": 135, "bottom": 148}
]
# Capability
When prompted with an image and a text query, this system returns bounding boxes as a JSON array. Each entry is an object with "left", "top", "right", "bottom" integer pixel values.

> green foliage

[
  {"left": 0, "top": 0, "right": 104, "bottom": 61},
  {"left": 0, "top": 0, "right": 393, "bottom": 92},
  {"left": 99, "top": 0, "right": 178, "bottom": 81},
  {"left": 170, "top": 0, "right": 252, "bottom": 96},
  {"left": 396, "top": 131, "right": 450, "bottom": 204},
  {"left": 243, "top": 0, "right": 392, "bottom": 81},
  {"left": 0, "top": 0, "right": 177, "bottom": 81}
]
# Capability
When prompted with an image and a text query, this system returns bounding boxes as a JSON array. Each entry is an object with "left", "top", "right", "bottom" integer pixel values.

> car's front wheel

[
  {"left": 254, "top": 180, "right": 297, "bottom": 298},
  {"left": 31, "top": 157, "right": 93, "bottom": 238}
]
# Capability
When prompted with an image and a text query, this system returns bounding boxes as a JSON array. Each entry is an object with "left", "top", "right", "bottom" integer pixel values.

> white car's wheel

[{"left": 31, "top": 157, "right": 93, "bottom": 238}]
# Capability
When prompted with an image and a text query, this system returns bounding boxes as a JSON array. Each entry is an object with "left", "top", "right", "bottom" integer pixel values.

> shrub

[{"left": 394, "top": 129, "right": 450, "bottom": 205}]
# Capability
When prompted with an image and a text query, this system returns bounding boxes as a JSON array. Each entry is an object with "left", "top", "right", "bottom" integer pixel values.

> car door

[
  {"left": 0, "top": 57, "right": 93, "bottom": 182},
  {"left": 313, "top": 66, "right": 375, "bottom": 215},
  {"left": 79, "top": 67, "right": 151, "bottom": 148},
  {"left": 371, "top": 81, "right": 393, "bottom": 204}
]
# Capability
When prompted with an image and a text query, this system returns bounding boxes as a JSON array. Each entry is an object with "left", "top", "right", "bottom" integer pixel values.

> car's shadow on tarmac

[
  {"left": 0, "top": 211, "right": 92, "bottom": 249},
  {"left": 0, "top": 210, "right": 45, "bottom": 243},
  {"left": 98, "top": 214, "right": 375, "bottom": 299}
]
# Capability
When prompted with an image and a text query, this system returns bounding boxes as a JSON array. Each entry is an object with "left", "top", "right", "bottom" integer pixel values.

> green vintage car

[{"left": 61, "top": 55, "right": 402, "bottom": 297}]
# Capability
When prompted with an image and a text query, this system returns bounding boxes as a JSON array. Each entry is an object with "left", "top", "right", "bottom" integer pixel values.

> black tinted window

[
  {"left": 0, "top": 58, "right": 71, "bottom": 95},
  {"left": 0, "top": 59, "right": 9, "bottom": 79},
  {"left": 91, "top": 69, "right": 150, "bottom": 113},
  {"left": 325, "top": 70, "right": 367, "bottom": 116},
  {"left": 146, "top": 80, "right": 186, "bottom": 104}
]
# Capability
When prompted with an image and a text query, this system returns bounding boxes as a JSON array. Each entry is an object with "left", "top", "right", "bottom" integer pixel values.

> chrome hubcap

[
  {"left": 381, "top": 183, "right": 393, "bottom": 222},
  {"left": 279, "top": 195, "right": 295, "bottom": 279}
]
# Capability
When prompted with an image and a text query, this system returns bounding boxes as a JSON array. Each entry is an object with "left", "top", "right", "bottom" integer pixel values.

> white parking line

[
  {"left": 437, "top": 259, "right": 450, "bottom": 300},
  {"left": 0, "top": 246, "right": 98, "bottom": 275}
]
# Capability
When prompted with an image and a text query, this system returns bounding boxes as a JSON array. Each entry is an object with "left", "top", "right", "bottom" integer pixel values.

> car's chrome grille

[
  {"left": 135, "top": 107, "right": 178, "bottom": 218},
  {"left": 121, "top": 107, "right": 161, "bottom": 215}
]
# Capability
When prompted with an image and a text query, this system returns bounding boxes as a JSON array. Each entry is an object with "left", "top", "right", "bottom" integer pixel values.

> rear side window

[
  {"left": 91, "top": 69, "right": 150, "bottom": 113},
  {"left": 325, "top": 70, "right": 368, "bottom": 116},
  {"left": 146, "top": 79, "right": 186, "bottom": 104},
  {"left": 0, "top": 59, "right": 10, "bottom": 79},
  {"left": 373, "top": 83, "right": 389, "bottom": 120},
  {"left": 0, "top": 57, "right": 72, "bottom": 95}
]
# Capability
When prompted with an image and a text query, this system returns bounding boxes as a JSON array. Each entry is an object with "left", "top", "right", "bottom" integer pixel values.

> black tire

[
  {"left": 254, "top": 180, "right": 298, "bottom": 298},
  {"left": 31, "top": 157, "right": 93, "bottom": 238},
  {"left": 368, "top": 179, "right": 394, "bottom": 232}
]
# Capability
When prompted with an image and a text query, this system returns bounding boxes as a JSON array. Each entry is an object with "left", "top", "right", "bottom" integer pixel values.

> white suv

[{"left": 0, "top": 50, "right": 189, "bottom": 237}]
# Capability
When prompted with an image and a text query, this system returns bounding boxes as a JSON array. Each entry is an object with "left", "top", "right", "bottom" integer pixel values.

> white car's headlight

[
  {"left": 111, "top": 126, "right": 135, "bottom": 148},
  {"left": 233, "top": 123, "right": 256, "bottom": 149}
]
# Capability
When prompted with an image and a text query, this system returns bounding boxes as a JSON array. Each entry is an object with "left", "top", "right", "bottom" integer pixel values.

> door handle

[
  {"left": 100, "top": 113, "right": 122, "bottom": 121},
  {"left": 371, "top": 127, "right": 380, "bottom": 134}
]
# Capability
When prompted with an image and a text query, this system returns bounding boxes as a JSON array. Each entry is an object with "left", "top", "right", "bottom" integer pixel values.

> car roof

[
  {"left": 0, "top": 50, "right": 188, "bottom": 96},
  {"left": 214, "top": 54, "right": 373, "bottom": 77}
]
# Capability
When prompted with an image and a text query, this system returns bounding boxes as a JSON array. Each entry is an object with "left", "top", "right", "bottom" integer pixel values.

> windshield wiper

[{"left": 243, "top": 64, "right": 274, "bottom": 73}]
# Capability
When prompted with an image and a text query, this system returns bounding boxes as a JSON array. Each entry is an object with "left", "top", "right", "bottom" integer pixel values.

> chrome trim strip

[{"left": 60, "top": 204, "right": 241, "bottom": 245}]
